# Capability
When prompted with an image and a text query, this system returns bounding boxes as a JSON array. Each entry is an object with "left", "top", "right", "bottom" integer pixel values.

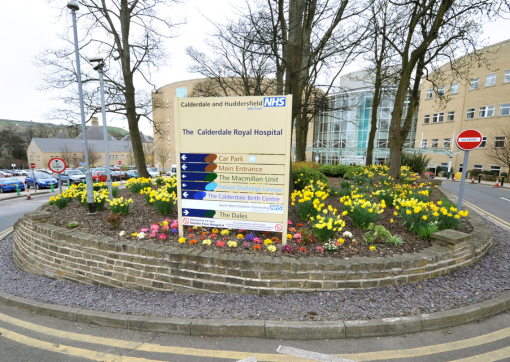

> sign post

[
  {"left": 455, "top": 129, "right": 483, "bottom": 212},
  {"left": 48, "top": 157, "right": 67, "bottom": 195},
  {"left": 175, "top": 96, "right": 292, "bottom": 244},
  {"left": 30, "top": 163, "right": 36, "bottom": 193},
  {"left": 118, "top": 160, "right": 122, "bottom": 184}
]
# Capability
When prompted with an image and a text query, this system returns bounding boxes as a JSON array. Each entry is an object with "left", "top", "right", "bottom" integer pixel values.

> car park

[
  {"left": 60, "top": 170, "right": 86, "bottom": 185},
  {"left": 0, "top": 177, "right": 25, "bottom": 193},
  {"left": 25, "top": 173, "right": 59, "bottom": 190}
]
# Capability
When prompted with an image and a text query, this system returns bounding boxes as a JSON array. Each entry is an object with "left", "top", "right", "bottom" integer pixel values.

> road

[{"left": 0, "top": 182, "right": 509, "bottom": 361}]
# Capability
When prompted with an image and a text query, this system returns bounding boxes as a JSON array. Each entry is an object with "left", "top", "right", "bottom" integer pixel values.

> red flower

[
  {"left": 297, "top": 223, "right": 303, "bottom": 227},
  {"left": 253, "top": 244, "right": 261, "bottom": 250},
  {"left": 189, "top": 239, "right": 197, "bottom": 245},
  {"left": 271, "top": 237, "right": 280, "bottom": 243},
  {"left": 188, "top": 233, "right": 195, "bottom": 238},
  {"left": 200, "top": 235, "right": 206, "bottom": 240},
  {"left": 298, "top": 246, "right": 307, "bottom": 252},
  {"left": 264, "top": 231, "right": 270, "bottom": 236}
]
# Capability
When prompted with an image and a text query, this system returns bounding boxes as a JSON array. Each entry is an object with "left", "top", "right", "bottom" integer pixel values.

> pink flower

[
  {"left": 140, "top": 228, "right": 148, "bottom": 233},
  {"left": 293, "top": 233, "right": 301, "bottom": 239},
  {"left": 216, "top": 240, "right": 225, "bottom": 247},
  {"left": 158, "top": 234, "right": 167, "bottom": 240},
  {"left": 161, "top": 225, "right": 170, "bottom": 233},
  {"left": 149, "top": 232, "right": 157, "bottom": 238},
  {"left": 288, "top": 220, "right": 293, "bottom": 225},
  {"left": 150, "top": 224, "right": 160, "bottom": 231},
  {"left": 170, "top": 223, "right": 178, "bottom": 229}
]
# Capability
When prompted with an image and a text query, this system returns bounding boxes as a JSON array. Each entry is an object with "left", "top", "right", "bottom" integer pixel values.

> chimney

[{"left": 91, "top": 117, "right": 99, "bottom": 126}]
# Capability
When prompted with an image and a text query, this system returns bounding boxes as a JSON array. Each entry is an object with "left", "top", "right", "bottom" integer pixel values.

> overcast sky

[{"left": 0, "top": 0, "right": 509, "bottom": 136}]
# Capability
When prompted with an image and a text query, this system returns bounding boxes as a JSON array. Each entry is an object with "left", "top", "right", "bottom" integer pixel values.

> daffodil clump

[
  {"left": 107, "top": 197, "right": 133, "bottom": 215},
  {"left": 126, "top": 177, "right": 153, "bottom": 193},
  {"left": 49, "top": 194, "right": 72, "bottom": 210},
  {"left": 79, "top": 188, "right": 109, "bottom": 210},
  {"left": 395, "top": 198, "right": 468, "bottom": 240},
  {"left": 140, "top": 186, "right": 154, "bottom": 205},
  {"left": 340, "top": 195, "right": 385, "bottom": 230},
  {"left": 290, "top": 180, "right": 329, "bottom": 221},
  {"left": 310, "top": 206, "right": 346, "bottom": 242},
  {"left": 149, "top": 187, "right": 177, "bottom": 215},
  {"left": 164, "top": 176, "right": 177, "bottom": 195}
]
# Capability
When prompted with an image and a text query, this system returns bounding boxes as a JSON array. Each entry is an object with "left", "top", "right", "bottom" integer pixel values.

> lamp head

[
  {"left": 67, "top": 0, "right": 79, "bottom": 11},
  {"left": 88, "top": 57, "right": 104, "bottom": 63}
]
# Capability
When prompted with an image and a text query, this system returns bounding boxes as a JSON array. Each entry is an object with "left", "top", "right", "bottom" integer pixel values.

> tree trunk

[{"left": 366, "top": 73, "right": 381, "bottom": 166}]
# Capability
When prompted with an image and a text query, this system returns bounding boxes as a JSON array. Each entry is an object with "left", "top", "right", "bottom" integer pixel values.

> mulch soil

[{"left": 49, "top": 176, "right": 473, "bottom": 260}]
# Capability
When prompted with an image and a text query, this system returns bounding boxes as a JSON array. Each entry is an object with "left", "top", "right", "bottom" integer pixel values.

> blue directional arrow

[
  {"left": 181, "top": 172, "right": 218, "bottom": 182},
  {"left": 182, "top": 191, "right": 207, "bottom": 199},
  {"left": 182, "top": 209, "right": 216, "bottom": 218},
  {"left": 180, "top": 153, "right": 217, "bottom": 163},
  {"left": 181, "top": 163, "right": 217, "bottom": 172},
  {"left": 181, "top": 181, "right": 218, "bottom": 191}
]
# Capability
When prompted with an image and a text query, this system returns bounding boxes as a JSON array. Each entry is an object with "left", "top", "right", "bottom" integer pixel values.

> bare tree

[
  {"left": 385, "top": 0, "right": 498, "bottom": 182},
  {"left": 59, "top": 144, "right": 74, "bottom": 168},
  {"left": 37, "top": 0, "right": 183, "bottom": 178},
  {"left": 82, "top": 143, "right": 100, "bottom": 168},
  {"left": 156, "top": 145, "right": 169, "bottom": 171},
  {"left": 485, "top": 129, "right": 510, "bottom": 174}
]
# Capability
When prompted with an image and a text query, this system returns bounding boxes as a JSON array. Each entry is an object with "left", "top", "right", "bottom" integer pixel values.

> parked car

[
  {"left": 35, "top": 169, "right": 51, "bottom": 175},
  {"left": 126, "top": 170, "right": 139, "bottom": 179},
  {"left": 0, "top": 170, "right": 13, "bottom": 177},
  {"left": 110, "top": 170, "right": 129, "bottom": 181},
  {"left": 0, "top": 177, "right": 25, "bottom": 193},
  {"left": 12, "top": 169, "right": 27, "bottom": 176},
  {"left": 146, "top": 168, "right": 159, "bottom": 178},
  {"left": 165, "top": 164, "right": 177, "bottom": 177},
  {"left": 59, "top": 170, "right": 86, "bottom": 185},
  {"left": 25, "top": 173, "right": 59, "bottom": 190},
  {"left": 423, "top": 172, "right": 435, "bottom": 178},
  {"left": 91, "top": 171, "right": 107, "bottom": 182}
]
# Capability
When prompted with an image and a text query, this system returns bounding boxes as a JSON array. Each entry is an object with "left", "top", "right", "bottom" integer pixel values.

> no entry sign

[
  {"left": 30, "top": 163, "right": 36, "bottom": 169},
  {"left": 118, "top": 160, "right": 122, "bottom": 165},
  {"left": 456, "top": 129, "right": 483, "bottom": 151},
  {"left": 48, "top": 157, "right": 67, "bottom": 173}
]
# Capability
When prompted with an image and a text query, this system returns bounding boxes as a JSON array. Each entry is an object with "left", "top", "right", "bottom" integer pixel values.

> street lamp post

[
  {"left": 68, "top": 0, "right": 95, "bottom": 214},
  {"left": 90, "top": 58, "right": 113, "bottom": 200}
]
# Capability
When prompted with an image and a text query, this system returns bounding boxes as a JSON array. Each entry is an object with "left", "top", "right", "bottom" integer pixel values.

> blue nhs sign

[{"left": 263, "top": 97, "right": 286, "bottom": 107}]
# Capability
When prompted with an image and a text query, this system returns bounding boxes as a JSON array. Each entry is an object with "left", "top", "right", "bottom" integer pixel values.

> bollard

[
  {"left": 478, "top": 175, "right": 481, "bottom": 183},
  {"left": 502, "top": 176, "right": 505, "bottom": 187},
  {"left": 51, "top": 183, "right": 54, "bottom": 192},
  {"left": 68, "top": 180, "right": 70, "bottom": 188},
  {"left": 16, "top": 185, "right": 20, "bottom": 196}
]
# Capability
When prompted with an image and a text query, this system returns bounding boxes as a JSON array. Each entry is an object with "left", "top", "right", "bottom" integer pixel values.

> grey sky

[{"left": 0, "top": 0, "right": 508, "bottom": 136}]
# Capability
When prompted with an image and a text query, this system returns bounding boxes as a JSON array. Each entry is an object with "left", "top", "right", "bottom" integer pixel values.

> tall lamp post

[
  {"left": 90, "top": 57, "right": 113, "bottom": 200},
  {"left": 68, "top": 0, "right": 95, "bottom": 214}
]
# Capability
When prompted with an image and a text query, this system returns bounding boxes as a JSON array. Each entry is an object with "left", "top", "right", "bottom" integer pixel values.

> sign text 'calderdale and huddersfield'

[{"left": 175, "top": 96, "right": 292, "bottom": 243}]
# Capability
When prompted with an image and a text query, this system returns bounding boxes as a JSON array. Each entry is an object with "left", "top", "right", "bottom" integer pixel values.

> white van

[{"left": 166, "top": 164, "right": 177, "bottom": 176}]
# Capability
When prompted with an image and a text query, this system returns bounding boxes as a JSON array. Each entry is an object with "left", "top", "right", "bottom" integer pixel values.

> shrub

[
  {"left": 318, "top": 164, "right": 355, "bottom": 177},
  {"left": 343, "top": 167, "right": 365, "bottom": 180},
  {"left": 106, "top": 212, "right": 123, "bottom": 229},
  {"left": 401, "top": 152, "right": 431, "bottom": 174},
  {"left": 292, "top": 161, "right": 318, "bottom": 171},
  {"left": 469, "top": 169, "right": 482, "bottom": 177},
  {"left": 108, "top": 197, "right": 133, "bottom": 215},
  {"left": 292, "top": 168, "right": 330, "bottom": 191},
  {"left": 363, "top": 223, "right": 391, "bottom": 245}
]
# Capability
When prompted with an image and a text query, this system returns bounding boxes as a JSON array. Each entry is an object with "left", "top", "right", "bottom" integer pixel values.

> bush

[
  {"left": 401, "top": 152, "right": 431, "bottom": 174},
  {"left": 318, "top": 164, "right": 354, "bottom": 177},
  {"left": 343, "top": 167, "right": 365, "bottom": 180},
  {"left": 292, "top": 161, "right": 318, "bottom": 171},
  {"left": 106, "top": 212, "right": 123, "bottom": 229},
  {"left": 292, "top": 168, "right": 330, "bottom": 191}
]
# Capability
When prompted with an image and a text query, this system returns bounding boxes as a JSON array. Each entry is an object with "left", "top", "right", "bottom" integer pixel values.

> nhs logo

[
  {"left": 263, "top": 97, "right": 286, "bottom": 107},
  {"left": 270, "top": 205, "right": 283, "bottom": 211}
]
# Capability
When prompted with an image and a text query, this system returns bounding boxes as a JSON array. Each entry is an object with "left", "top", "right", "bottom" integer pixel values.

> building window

[
  {"left": 432, "top": 113, "right": 444, "bottom": 123},
  {"left": 121, "top": 155, "right": 124, "bottom": 158},
  {"left": 491, "top": 166, "right": 501, "bottom": 175},
  {"left": 479, "top": 105, "right": 495, "bottom": 118},
  {"left": 423, "top": 115, "right": 430, "bottom": 124},
  {"left": 447, "top": 111, "right": 455, "bottom": 122},
  {"left": 30, "top": 156, "right": 33, "bottom": 161},
  {"left": 470, "top": 78, "right": 479, "bottom": 90},
  {"left": 443, "top": 138, "right": 451, "bottom": 149},
  {"left": 99, "top": 155, "right": 102, "bottom": 159},
  {"left": 466, "top": 108, "right": 475, "bottom": 119},
  {"left": 437, "top": 86, "right": 445, "bottom": 96},
  {"left": 450, "top": 83, "right": 459, "bottom": 94},
  {"left": 473, "top": 164, "right": 483, "bottom": 171},
  {"left": 166, "top": 99, "right": 168, "bottom": 108},
  {"left": 441, "top": 162, "right": 448, "bottom": 171},
  {"left": 485, "top": 73, "right": 496, "bottom": 87},
  {"left": 426, "top": 89, "right": 433, "bottom": 99},
  {"left": 37, "top": 156, "right": 40, "bottom": 161},
  {"left": 377, "top": 139, "right": 388, "bottom": 148},
  {"left": 127, "top": 155, "right": 130, "bottom": 158},
  {"left": 167, "top": 118, "right": 170, "bottom": 128},
  {"left": 505, "top": 70, "right": 510, "bottom": 83},
  {"left": 495, "top": 136, "right": 505, "bottom": 148},
  {"left": 379, "top": 119, "right": 389, "bottom": 132},
  {"left": 480, "top": 137, "right": 487, "bottom": 148},
  {"left": 432, "top": 139, "right": 439, "bottom": 148},
  {"left": 500, "top": 103, "right": 510, "bottom": 116},
  {"left": 459, "top": 163, "right": 463, "bottom": 172},
  {"left": 176, "top": 86, "right": 187, "bottom": 98},
  {"left": 420, "top": 139, "right": 427, "bottom": 148}
]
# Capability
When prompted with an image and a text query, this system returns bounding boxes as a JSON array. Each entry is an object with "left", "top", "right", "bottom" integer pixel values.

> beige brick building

[
  {"left": 152, "top": 78, "right": 314, "bottom": 170},
  {"left": 417, "top": 39, "right": 510, "bottom": 176}
]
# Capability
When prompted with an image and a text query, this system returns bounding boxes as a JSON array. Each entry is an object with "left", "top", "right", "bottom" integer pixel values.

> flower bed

[{"left": 47, "top": 166, "right": 472, "bottom": 260}]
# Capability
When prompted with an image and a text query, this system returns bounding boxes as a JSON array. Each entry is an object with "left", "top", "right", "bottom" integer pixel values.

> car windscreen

[
  {"left": 36, "top": 173, "right": 52, "bottom": 179},
  {"left": 2, "top": 178, "right": 19, "bottom": 183},
  {"left": 68, "top": 171, "right": 81, "bottom": 175}
]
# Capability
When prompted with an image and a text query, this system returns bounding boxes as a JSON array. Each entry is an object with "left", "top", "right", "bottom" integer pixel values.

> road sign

[
  {"left": 48, "top": 157, "right": 66, "bottom": 173},
  {"left": 456, "top": 129, "right": 483, "bottom": 151},
  {"left": 118, "top": 160, "right": 122, "bottom": 165},
  {"left": 175, "top": 95, "right": 292, "bottom": 242},
  {"left": 30, "top": 163, "right": 36, "bottom": 169},
  {"left": 80, "top": 162, "right": 86, "bottom": 165}
]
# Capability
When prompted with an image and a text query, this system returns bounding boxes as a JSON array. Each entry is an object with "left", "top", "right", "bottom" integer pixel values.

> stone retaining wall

[{"left": 12, "top": 206, "right": 492, "bottom": 295}]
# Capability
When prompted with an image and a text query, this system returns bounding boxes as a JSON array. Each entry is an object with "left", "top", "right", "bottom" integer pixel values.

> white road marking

[
  {"left": 277, "top": 345, "right": 358, "bottom": 362},
  {"left": 236, "top": 357, "right": 257, "bottom": 362},
  {"left": 500, "top": 197, "right": 510, "bottom": 202}
]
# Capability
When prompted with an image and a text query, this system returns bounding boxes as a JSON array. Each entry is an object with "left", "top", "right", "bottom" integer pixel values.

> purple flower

[
  {"left": 282, "top": 245, "right": 294, "bottom": 253},
  {"left": 253, "top": 237, "right": 263, "bottom": 244},
  {"left": 315, "top": 246, "right": 325, "bottom": 253},
  {"left": 242, "top": 242, "right": 251, "bottom": 249},
  {"left": 245, "top": 233, "right": 256, "bottom": 242},
  {"left": 171, "top": 228, "right": 178, "bottom": 234}
]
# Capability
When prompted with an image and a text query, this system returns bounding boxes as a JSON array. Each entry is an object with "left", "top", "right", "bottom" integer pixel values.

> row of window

[
  {"left": 420, "top": 136, "right": 506, "bottom": 149},
  {"left": 426, "top": 70, "right": 510, "bottom": 99},
  {"left": 423, "top": 103, "right": 510, "bottom": 124}
]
